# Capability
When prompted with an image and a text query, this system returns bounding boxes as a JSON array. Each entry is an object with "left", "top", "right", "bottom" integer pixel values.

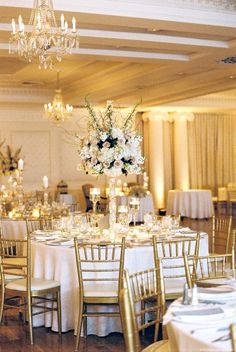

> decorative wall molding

[
  {"left": 0, "top": 86, "right": 53, "bottom": 104},
  {"left": 157, "top": 90, "right": 236, "bottom": 111},
  {"left": 142, "top": 111, "right": 194, "bottom": 122}
]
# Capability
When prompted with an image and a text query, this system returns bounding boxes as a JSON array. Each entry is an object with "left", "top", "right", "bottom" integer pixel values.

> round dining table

[
  {"left": 1, "top": 218, "right": 27, "bottom": 240},
  {"left": 30, "top": 230, "right": 208, "bottom": 335},
  {"left": 166, "top": 189, "right": 214, "bottom": 219}
]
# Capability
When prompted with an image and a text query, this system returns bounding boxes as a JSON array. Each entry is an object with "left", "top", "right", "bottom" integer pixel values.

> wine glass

[
  {"left": 129, "top": 197, "right": 140, "bottom": 226},
  {"left": 89, "top": 188, "right": 100, "bottom": 213}
]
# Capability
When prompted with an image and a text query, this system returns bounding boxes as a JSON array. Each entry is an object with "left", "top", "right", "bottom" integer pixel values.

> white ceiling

[{"left": 1, "top": 0, "right": 236, "bottom": 109}]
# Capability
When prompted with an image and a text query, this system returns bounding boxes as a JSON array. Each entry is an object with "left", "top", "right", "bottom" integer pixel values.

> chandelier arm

[{"left": 9, "top": 0, "right": 79, "bottom": 70}]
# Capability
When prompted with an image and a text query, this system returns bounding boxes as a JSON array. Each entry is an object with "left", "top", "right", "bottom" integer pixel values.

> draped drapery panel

[{"left": 188, "top": 114, "right": 236, "bottom": 195}]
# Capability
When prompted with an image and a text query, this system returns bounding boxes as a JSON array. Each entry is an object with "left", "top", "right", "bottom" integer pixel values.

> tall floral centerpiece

[
  {"left": 77, "top": 99, "right": 144, "bottom": 228},
  {"left": 0, "top": 140, "right": 22, "bottom": 176}
]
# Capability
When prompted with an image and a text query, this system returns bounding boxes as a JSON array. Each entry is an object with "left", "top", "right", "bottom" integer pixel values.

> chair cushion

[
  {"left": 164, "top": 278, "right": 186, "bottom": 294},
  {"left": 83, "top": 282, "right": 118, "bottom": 297},
  {"left": 6, "top": 278, "right": 60, "bottom": 291},
  {"left": 143, "top": 340, "right": 169, "bottom": 352}
]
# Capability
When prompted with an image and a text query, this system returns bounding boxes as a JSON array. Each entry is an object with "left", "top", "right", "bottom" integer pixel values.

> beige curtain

[{"left": 188, "top": 114, "right": 236, "bottom": 195}]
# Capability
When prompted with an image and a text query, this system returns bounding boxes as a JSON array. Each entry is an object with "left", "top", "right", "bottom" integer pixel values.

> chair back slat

[
  {"left": 153, "top": 234, "right": 200, "bottom": 280},
  {"left": 120, "top": 264, "right": 166, "bottom": 352},
  {"left": 74, "top": 238, "right": 125, "bottom": 295},
  {"left": 184, "top": 249, "right": 235, "bottom": 288},
  {"left": 0, "top": 238, "right": 28, "bottom": 283},
  {"left": 211, "top": 216, "right": 232, "bottom": 254}
]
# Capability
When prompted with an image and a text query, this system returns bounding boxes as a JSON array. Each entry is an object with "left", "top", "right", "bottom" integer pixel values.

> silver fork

[
  {"left": 191, "top": 326, "right": 229, "bottom": 335},
  {"left": 212, "top": 334, "right": 230, "bottom": 343}
]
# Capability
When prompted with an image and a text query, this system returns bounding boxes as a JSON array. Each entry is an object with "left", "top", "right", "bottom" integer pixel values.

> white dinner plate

[
  {"left": 172, "top": 307, "right": 235, "bottom": 324},
  {"left": 197, "top": 286, "right": 236, "bottom": 301}
]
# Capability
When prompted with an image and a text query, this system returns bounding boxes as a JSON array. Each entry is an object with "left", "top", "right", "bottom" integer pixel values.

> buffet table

[
  {"left": 30, "top": 229, "right": 208, "bottom": 335},
  {"left": 117, "top": 193, "right": 154, "bottom": 222},
  {"left": 167, "top": 189, "right": 214, "bottom": 219}
]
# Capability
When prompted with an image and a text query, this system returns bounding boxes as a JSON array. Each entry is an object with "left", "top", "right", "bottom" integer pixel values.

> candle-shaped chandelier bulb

[{"left": 9, "top": 0, "right": 79, "bottom": 70}]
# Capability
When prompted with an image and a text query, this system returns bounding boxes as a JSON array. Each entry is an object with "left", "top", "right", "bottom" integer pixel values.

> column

[
  {"left": 173, "top": 113, "right": 191, "bottom": 190},
  {"left": 143, "top": 112, "right": 167, "bottom": 210}
]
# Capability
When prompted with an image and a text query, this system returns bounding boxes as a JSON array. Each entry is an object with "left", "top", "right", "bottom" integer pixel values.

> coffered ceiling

[{"left": 1, "top": 0, "right": 236, "bottom": 109}]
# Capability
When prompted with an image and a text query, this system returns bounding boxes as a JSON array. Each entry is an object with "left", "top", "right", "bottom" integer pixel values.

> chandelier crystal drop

[
  {"left": 44, "top": 72, "right": 73, "bottom": 124},
  {"left": 9, "top": 0, "right": 79, "bottom": 70}
]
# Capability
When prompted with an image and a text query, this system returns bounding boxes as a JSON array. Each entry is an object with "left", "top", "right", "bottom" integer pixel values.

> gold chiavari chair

[
  {"left": 25, "top": 217, "right": 53, "bottom": 235},
  {"left": 211, "top": 215, "right": 232, "bottom": 254},
  {"left": 120, "top": 268, "right": 169, "bottom": 352},
  {"left": 152, "top": 234, "right": 200, "bottom": 300},
  {"left": 0, "top": 237, "right": 61, "bottom": 344},
  {"left": 184, "top": 249, "right": 235, "bottom": 288},
  {"left": 74, "top": 237, "right": 126, "bottom": 351}
]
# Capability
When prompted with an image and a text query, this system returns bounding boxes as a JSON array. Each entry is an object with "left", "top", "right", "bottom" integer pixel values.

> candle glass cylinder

[{"left": 129, "top": 197, "right": 140, "bottom": 226}]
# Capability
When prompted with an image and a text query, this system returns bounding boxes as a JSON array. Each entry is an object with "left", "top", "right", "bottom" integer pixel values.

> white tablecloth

[
  {"left": 31, "top": 232, "right": 208, "bottom": 335},
  {"left": 167, "top": 190, "right": 214, "bottom": 219},
  {"left": 166, "top": 296, "right": 236, "bottom": 352},
  {"left": 1, "top": 219, "right": 27, "bottom": 240},
  {"left": 117, "top": 193, "right": 154, "bottom": 222}
]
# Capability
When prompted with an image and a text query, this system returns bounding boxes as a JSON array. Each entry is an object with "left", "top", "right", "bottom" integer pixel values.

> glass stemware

[
  {"left": 89, "top": 188, "right": 101, "bottom": 213},
  {"left": 129, "top": 197, "right": 140, "bottom": 226}
]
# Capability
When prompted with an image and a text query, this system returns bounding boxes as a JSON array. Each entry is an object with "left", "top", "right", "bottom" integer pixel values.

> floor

[{"left": 0, "top": 210, "right": 235, "bottom": 352}]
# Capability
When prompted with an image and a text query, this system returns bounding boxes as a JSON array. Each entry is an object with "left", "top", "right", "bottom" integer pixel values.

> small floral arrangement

[
  {"left": 128, "top": 185, "right": 148, "bottom": 198},
  {"left": 0, "top": 141, "right": 22, "bottom": 176},
  {"left": 77, "top": 99, "right": 144, "bottom": 177}
]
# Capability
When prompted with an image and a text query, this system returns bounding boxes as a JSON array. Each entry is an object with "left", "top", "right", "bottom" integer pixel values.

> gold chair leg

[
  {"left": 75, "top": 301, "right": 84, "bottom": 351},
  {"left": 83, "top": 303, "right": 87, "bottom": 338},
  {"left": 154, "top": 321, "right": 160, "bottom": 342},
  {"left": 56, "top": 290, "right": 62, "bottom": 334},
  {"left": 27, "top": 295, "right": 34, "bottom": 345},
  {"left": 141, "top": 300, "right": 145, "bottom": 336},
  {"left": 162, "top": 323, "right": 168, "bottom": 340},
  {"left": 0, "top": 284, "right": 4, "bottom": 323}
]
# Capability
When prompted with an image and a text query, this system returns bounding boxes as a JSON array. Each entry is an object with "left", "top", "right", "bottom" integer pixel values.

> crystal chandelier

[
  {"left": 9, "top": 0, "right": 79, "bottom": 70},
  {"left": 44, "top": 72, "right": 73, "bottom": 123}
]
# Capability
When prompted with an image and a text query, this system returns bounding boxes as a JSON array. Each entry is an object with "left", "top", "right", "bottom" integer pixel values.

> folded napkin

[
  {"left": 173, "top": 307, "right": 224, "bottom": 317},
  {"left": 33, "top": 230, "right": 62, "bottom": 236},
  {"left": 33, "top": 234, "right": 60, "bottom": 241}
]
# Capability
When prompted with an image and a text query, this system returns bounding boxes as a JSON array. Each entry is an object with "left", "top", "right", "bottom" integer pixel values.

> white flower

[
  {"left": 114, "top": 160, "right": 123, "bottom": 168},
  {"left": 77, "top": 100, "right": 144, "bottom": 176},
  {"left": 111, "top": 127, "right": 123, "bottom": 139},
  {"left": 100, "top": 132, "right": 108, "bottom": 141},
  {"left": 103, "top": 141, "right": 110, "bottom": 148}
]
